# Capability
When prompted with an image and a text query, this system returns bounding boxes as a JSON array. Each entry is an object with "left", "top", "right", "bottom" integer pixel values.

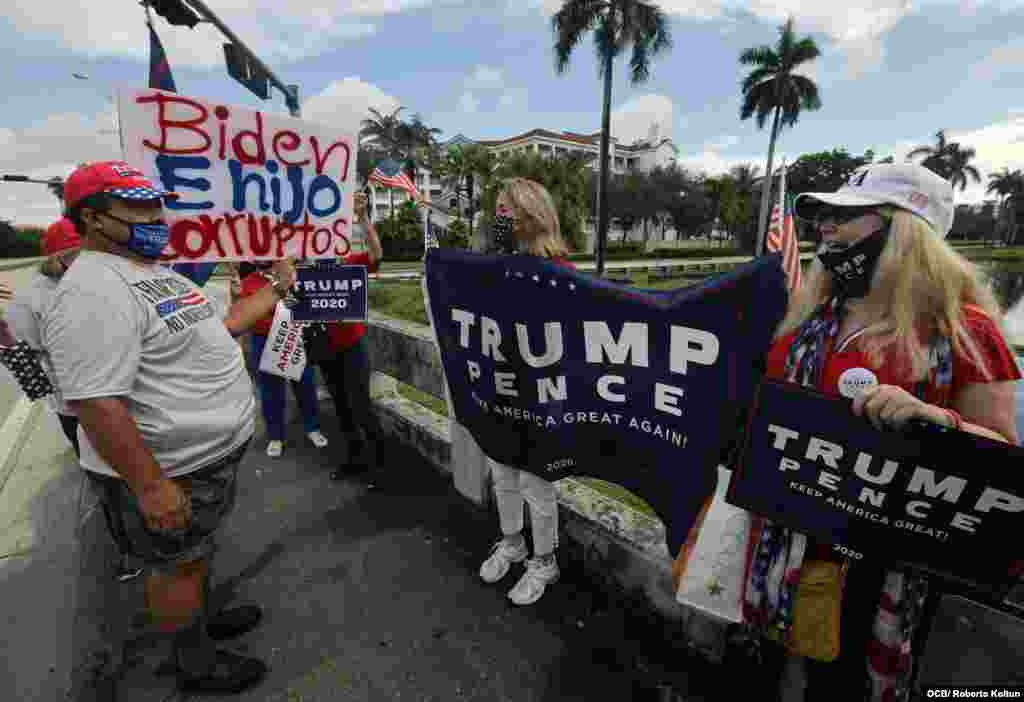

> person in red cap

[
  {"left": 43, "top": 161, "right": 295, "bottom": 693},
  {"left": 3, "top": 217, "right": 143, "bottom": 582}
]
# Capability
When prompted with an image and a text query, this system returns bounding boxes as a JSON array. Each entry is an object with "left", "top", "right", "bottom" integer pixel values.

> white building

[{"left": 367, "top": 123, "right": 679, "bottom": 249}]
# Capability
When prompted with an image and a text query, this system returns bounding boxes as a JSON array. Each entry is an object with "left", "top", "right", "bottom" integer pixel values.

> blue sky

[{"left": 3, "top": 0, "right": 1024, "bottom": 225}]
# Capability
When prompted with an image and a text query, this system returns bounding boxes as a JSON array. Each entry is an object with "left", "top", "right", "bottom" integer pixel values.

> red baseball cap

[
  {"left": 63, "top": 161, "right": 178, "bottom": 211},
  {"left": 42, "top": 218, "right": 81, "bottom": 256}
]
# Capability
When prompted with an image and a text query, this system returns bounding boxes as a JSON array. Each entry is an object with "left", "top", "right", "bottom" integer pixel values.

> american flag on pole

[
  {"left": 368, "top": 159, "right": 421, "bottom": 199},
  {"left": 148, "top": 18, "right": 218, "bottom": 288},
  {"left": 766, "top": 160, "right": 802, "bottom": 293}
]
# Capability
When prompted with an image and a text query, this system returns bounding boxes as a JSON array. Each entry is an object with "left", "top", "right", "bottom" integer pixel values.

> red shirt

[
  {"left": 764, "top": 304, "right": 1021, "bottom": 560},
  {"left": 766, "top": 304, "right": 1021, "bottom": 404},
  {"left": 239, "top": 271, "right": 275, "bottom": 336},
  {"left": 328, "top": 252, "right": 379, "bottom": 352}
]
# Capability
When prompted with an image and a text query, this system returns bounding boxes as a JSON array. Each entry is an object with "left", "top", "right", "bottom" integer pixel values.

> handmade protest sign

[
  {"left": 424, "top": 249, "right": 788, "bottom": 552},
  {"left": 289, "top": 262, "right": 368, "bottom": 322},
  {"left": 728, "top": 379, "right": 1024, "bottom": 587},
  {"left": 118, "top": 88, "right": 357, "bottom": 263}
]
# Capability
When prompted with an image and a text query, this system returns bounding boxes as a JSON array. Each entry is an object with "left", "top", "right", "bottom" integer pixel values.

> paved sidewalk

[{"left": 0, "top": 387, "right": 752, "bottom": 702}]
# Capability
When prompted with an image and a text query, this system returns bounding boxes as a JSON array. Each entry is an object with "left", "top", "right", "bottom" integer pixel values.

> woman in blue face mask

[{"left": 741, "top": 163, "right": 1022, "bottom": 702}]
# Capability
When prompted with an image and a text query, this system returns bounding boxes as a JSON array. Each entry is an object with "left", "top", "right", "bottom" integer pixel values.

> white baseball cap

[{"left": 793, "top": 162, "right": 955, "bottom": 237}]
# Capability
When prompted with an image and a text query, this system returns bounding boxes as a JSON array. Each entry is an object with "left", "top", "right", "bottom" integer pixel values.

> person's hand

[
  {"left": 138, "top": 478, "right": 192, "bottom": 532},
  {"left": 0, "top": 319, "right": 16, "bottom": 347},
  {"left": 354, "top": 192, "right": 369, "bottom": 221},
  {"left": 271, "top": 256, "right": 297, "bottom": 289},
  {"left": 852, "top": 384, "right": 949, "bottom": 431},
  {"left": 0, "top": 283, "right": 13, "bottom": 302}
]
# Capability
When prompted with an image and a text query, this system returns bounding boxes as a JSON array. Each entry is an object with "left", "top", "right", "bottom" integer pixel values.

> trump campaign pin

[{"left": 838, "top": 367, "right": 878, "bottom": 399}]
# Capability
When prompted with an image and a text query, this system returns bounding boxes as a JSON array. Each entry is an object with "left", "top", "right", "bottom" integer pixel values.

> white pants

[{"left": 488, "top": 459, "right": 558, "bottom": 556}]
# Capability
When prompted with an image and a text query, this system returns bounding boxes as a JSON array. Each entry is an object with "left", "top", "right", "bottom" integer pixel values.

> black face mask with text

[{"left": 816, "top": 227, "right": 890, "bottom": 301}]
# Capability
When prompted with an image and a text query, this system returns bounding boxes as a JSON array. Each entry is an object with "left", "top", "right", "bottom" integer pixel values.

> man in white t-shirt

[{"left": 44, "top": 161, "right": 295, "bottom": 694}]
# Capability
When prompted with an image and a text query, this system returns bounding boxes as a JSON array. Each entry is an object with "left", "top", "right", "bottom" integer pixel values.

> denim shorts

[{"left": 85, "top": 439, "right": 251, "bottom": 573}]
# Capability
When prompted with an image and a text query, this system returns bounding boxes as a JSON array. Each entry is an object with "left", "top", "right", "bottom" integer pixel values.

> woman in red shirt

[
  {"left": 238, "top": 262, "right": 328, "bottom": 458},
  {"left": 314, "top": 191, "right": 385, "bottom": 479},
  {"left": 478, "top": 178, "right": 576, "bottom": 606},
  {"left": 745, "top": 163, "right": 1020, "bottom": 702}
]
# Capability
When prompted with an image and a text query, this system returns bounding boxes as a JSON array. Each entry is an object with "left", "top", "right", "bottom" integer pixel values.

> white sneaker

[
  {"left": 479, "top": 536, "right": 528, "bottom": 584},
  {"left": 508, "top": 556, "right": 559, "bottom": 606},
  {"left": 266, "top": 440, "right": 283, "bottom": 458},
  {"left": 307, "top": 431, "right": 329, "bottom": 449}
]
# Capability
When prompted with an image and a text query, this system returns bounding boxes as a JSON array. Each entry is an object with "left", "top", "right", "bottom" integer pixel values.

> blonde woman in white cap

[{"left": 742, "top": 162, "right": 1020, "bottom": 702}]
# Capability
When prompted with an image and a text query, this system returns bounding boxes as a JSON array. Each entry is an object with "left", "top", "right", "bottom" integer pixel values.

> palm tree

[
  {"left": 434, "top": 144, "right": 496, "bottom": 244},
  {"left": 740, "top": 17, "right": 822, "bottom": 255},
  {"left": 908, "top": 129, "right": 981, "bottom": 191},
  {"left": 553, "top": 0, "right": 672, "bottom": 276},
  {"left": 987, "top": 168, "right": 1024, "bottom": 245},
  {"left": 360, "top": 107, "right": 405, "bottom": 156}
]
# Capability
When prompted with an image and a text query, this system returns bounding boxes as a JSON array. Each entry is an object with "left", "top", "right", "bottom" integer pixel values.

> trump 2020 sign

[
  {"left": 424, "top": 249, "right": 789, "bottom": 553},
  {"left": 728, "top": 379, "right": 1024, "bottom": 587},
  {"left": 117, "top": 88, "right": 357, "bottom": 263},
  {"left": 290, "top": 262, "right": 368, "bottom": 323}
]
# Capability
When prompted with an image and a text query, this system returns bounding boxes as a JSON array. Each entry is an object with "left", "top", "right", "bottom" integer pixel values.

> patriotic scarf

[{"left": 742, "top": 298, "right": 949, "bottom": 701}]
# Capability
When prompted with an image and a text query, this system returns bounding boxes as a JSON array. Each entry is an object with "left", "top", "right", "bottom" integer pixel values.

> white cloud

[
  {"left": 676, "top": 149, "right": 767, "bottom": 178},
  {"left": 470, "top": 65, "right": 504, "bottom": 88},
  {"left": 536, "top": 0, "right": 914, "bottom": 77},
  {"left": 302, "top": 77, "right": 401, "bottom": 131},
  {"left": 971, "top": 39, "right": 1024, "bottom": 82},
  {"left": 458, "top": 92, "right": 480, "bottom": 113},
  {"left": 705, "top": 134, "right": 740, "bottom": 151},
  {"left": 0, "top": 111, "right": 122, "bottom": 226},
  {"left": 4, "top": 2, "right": 411, "bottom": 67},
  {"left": 869, "top": 116, "right": 1024, "bottom": 205},
  {"left": 610, "top": 94, "right": 675, "bottom": 144},
  {"left": 943, "top": 116, "right": 1024, "bottom": 204}
]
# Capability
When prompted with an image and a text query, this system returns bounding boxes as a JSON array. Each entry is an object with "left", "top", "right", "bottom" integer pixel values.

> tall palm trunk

[
  {"left": 754, "top": 107, "right": 782, "bottom": 256},
  {"left": 595, "top": 50, "right": 614, "bottom": 277}
]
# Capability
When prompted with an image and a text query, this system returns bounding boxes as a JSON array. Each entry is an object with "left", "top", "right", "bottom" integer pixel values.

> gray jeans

[
  {"left": 489, "top": 459, "right": 558, "bottom": 556},
  {"left": 84, "top": 439, "right": 250, "bottom": 574}
]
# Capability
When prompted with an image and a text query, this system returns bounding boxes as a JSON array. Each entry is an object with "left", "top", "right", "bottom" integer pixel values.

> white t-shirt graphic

[{"left": 44, "top": 251, "right": 255, "bottom": 478}]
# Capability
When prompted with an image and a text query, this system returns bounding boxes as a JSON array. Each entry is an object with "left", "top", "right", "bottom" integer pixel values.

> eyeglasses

[{"left": 801, "top": 205, "right": 880, "bottom": 226}]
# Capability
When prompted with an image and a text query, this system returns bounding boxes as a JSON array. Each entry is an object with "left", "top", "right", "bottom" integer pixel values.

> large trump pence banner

[
  {"left": 424, "top": 250, "right": 789, "bottom": 552},
  {"left": 729, "top": 380, "right": 1024, "bottom": 587},
  {"left": 118, "top": 88, "right": 357, "bottom": 263}
]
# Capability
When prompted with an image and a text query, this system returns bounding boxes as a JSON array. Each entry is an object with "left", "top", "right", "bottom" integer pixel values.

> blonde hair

[
  {"left": 779, "top": 207, "right": 1007, "bottom": 381},
  {"left": 499, "top": 177, "right": 569, "bottom": 259}
]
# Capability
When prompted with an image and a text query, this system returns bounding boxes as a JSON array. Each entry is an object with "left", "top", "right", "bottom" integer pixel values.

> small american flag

[
  {"left": 766, "top": 160, "right": 801, "bottom": 293},
  {"left": 157, "top": 291, "right": 206, "bottom": 317},
  {"left": 368, "top": 158, "right": 420, "bottom": 199}
]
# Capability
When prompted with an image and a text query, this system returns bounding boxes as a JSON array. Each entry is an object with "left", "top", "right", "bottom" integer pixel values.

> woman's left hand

[{"left": 852, "top": 384, "right": 948, "bottom": 431}]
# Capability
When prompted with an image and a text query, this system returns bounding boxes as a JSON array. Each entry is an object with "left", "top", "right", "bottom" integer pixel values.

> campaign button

[{"left": 838, "top": 367, "right": 878, "bottom": 399}]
